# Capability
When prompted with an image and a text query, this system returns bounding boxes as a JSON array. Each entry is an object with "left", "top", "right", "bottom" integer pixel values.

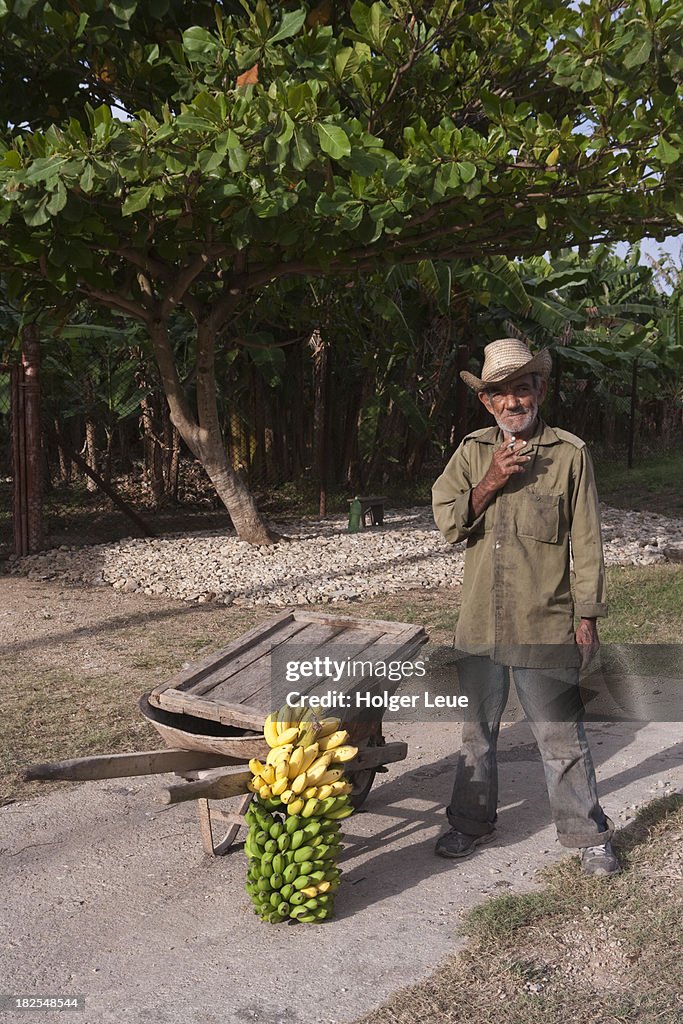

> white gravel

[{"left": 7, "top": 505, "right": 683, "bottom": 607}]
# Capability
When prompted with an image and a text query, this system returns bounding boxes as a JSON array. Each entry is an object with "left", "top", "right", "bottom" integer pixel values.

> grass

[
  {"left": 600, "top": 565, "right": 683, "bottom": 644},
  {"left": 594, "top": 446, "right": 683, "bottom": 518},
  {"left": 356, "top": 795, "right": 683, "bottom": 1024}
]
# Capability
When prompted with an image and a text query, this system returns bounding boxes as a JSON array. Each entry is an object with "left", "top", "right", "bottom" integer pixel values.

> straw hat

[{"left": 460, "top": 338, "right": 552, "bottom": 393}]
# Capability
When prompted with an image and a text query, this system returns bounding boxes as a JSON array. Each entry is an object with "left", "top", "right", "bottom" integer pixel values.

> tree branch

[{"left": 77, "top": 285, "right": 151, "bottom": 323}]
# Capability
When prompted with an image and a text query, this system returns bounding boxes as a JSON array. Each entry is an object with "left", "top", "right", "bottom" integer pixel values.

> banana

[
  {"left": 315, "top": 768, "right": 345, "bottom": 787},
  {"left": 260, "top": 764, "right": 276, "bottom": 786},
  {"left": 300, "top": 743, "right": 320, "bottom": 773},
  {"left": 283, "top": 863, "right": 299, "bottom": 884},
  {"left": 287, "top": 798, "right": 305, "bottom": 816},
  {"left": 291, "top": 772, "right": 309, "bottom": 795},
  {"left": 263, "top": 713, "right": 280, "bottom": 748},
  {"left": 280, "top": 789, "right": 294, "bottom": 805},
  {"left": 290, "top": 829, "right": 305, "bottom": 851},
  {"left": 317, "top": 730, "right": 349, "bottom": 751},
  {"left": 302, "top": 786, "right": 319, "bottom": 800},
  {"left": 272, "top": 726, "right": 300, "bottom": 747},
  {"left": 249, "top": 758, "right": 266, "bottom": 776},
  {"left": 285, "top": 815, "right": 301, "bottom": 835},
  {"left": 293, "top": 845, "right": 315, "bottom": 864},
  {"left": 275, "top": 758, "right": 291, "bottom": 781},
  {"left": 298, "top": 726, "right": 317, "bottom": 749},
  {"left": 329, "top": 744, "right": 358, "bottom": 763},
  {"left": 258, "top": 783, "right": 273, "bottom": 800},
  {"left": 316, "top": 784, "right": 333, "bottom": 802},
  {"left": 317, "top": 716, "right": 342, "bottom": 738},
  {"left": 316, "top": 881, "right": 332, "bottom": 894},
  {"left": 271, "top": 777, "right": 289, "bottom": 796},
  {"left": 287, "top": 746, "right": 305, "bottom": 778},
  {"left": 266, "top": 744, "right": 293, "bottom": 767},
  {"left": 329, "top": 780, "right": 353, "bottom": 796},
  {"left": 275, "top": 703, "right": 299, "bottom": 733},
  {"left": 324, "top": 806, "right": 354, "bottom": 820},
  {"left": 301, "top": 798, "right": 320, "bottom": 818},
  {"left": 306, "top": 753, "right": 335, "bottom": 785},
  {"left": 301, "top": 886, "right": 318, "bottom": 898}
]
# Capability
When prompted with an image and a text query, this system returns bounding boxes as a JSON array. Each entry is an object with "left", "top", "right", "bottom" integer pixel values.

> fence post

[{"left": 21, "top": 323, "right": 43, "bottom": 553}]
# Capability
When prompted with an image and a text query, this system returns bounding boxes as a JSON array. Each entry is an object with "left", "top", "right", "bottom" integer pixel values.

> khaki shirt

[{"left": 432, "top": 419, "right": 607, "bottom": 668}]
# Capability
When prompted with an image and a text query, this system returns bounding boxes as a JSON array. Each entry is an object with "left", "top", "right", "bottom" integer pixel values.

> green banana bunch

[{"left": 244, "top": 795, "right": 348, "bottom": 924}]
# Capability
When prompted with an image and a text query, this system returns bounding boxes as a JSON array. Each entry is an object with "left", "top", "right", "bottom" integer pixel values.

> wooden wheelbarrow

[{"left": 25, "top": 609, "right": 428, "bottom": 856}]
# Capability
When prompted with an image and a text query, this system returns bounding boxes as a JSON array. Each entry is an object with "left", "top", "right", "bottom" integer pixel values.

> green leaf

[
  {"left": 2, "top": 150, "right": 21, "bottom": 169},
  {"left": 457, "top": 162, "right": 477, "bottom": 183},
  {"left": 183, "top": 26, "right": 217, "bottom": 55},
  {"left": 651, "top": 136, "right": 679, "bottom": 165},
  {"left": 269, "top": 7, "right": 306, "bottom": 44},
  {"left": 580, "top": 65, "right": 602, "bottom": 91},
  {"left": 47, "top": 184, "right": 67, "bottom": 215},
  {"left": 623, "top": 37, "right": 652, "bottom": 69},
  {"left": 122, "top": 187, "right": 153, "bottom": 215},
  {"left": 228, "top": 145, "right": 249, "bottom": 173},
  {"left": 13, "top": 0, "right": 40, "bottom": 15},
  {"left": 79, "top": 163, "right": 95, "bottom": 192},
  {"left": 276, "top": 113, "right": 295, "bottom": 147},
  {"left": 536, "top": 210, "right": 548, "bottom": 230},
  {"left": 291, "top": 131, "right": 314, "bottom": 171},
  {"left": 316, "top": 124, "right": 351, "bottom": 160}
]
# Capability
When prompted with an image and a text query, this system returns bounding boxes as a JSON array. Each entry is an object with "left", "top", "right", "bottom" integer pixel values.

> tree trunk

[
  {"left": 84, "top": 417, "right": 98, "bottom": 491},
  {"left": 140, "top": 392, "right": 164, "bottom": 507},
  {"left": 148, "top": 317, "right": 276, "bottom": 544},
  {"left": 310, "top": 329, "right": 329, "bottom": 517},
  {"left": 54, "top": 418, "right": 72, "bottom": 482}
]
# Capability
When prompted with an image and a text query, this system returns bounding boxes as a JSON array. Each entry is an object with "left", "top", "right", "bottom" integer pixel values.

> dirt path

[{"left": 1, "top": 577, "right": 682, "bottom": 1024}]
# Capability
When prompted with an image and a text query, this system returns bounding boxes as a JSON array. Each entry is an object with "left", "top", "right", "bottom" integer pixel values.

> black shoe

[{"left": 435, "top": 828, "right": 496, "bottom": 860}]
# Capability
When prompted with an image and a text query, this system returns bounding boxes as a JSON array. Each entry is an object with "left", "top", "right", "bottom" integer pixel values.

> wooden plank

[
  {"left": 345, "top": 741, "right": 407, "bottom": 771},
  {"left": 162, "top": 769, "right": 252, "bottom": 805},
  {"left": 209, "top": 620, "right": 352, "bottom": 707},
  {"left": 189, "top": 614, "right": 313, "bottom": 696},
  {"left": 154, "top": 692, "right": 268, "bottom": 730},
  {"left": 297, "top": 611, "right": 426, "bottom": 636},
  {"left": 148, "top": 609, "right": 297, "bottom": 704},
  {"left": 23, "top": 749, "right": 242, "bottom": 783},
  {"left": 160, "top": 742, "right": 408, "bottom": 805},
  {"left": 248, "top": 628, "right": 390, "bottom": 707}
]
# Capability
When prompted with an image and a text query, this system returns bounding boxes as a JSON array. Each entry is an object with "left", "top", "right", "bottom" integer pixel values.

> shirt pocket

[{"left": 517, "top": 491, "right": 561, "bottom": 544}]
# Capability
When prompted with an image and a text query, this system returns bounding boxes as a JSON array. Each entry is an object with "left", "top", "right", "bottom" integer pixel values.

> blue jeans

[{"left": 447, "top": 656, "right": 613, "bottom": 848}]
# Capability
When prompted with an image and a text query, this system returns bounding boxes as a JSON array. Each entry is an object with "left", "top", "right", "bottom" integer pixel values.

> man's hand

[
  {"left": 470, "top": 437, "right": 532, "bottom": 518},
  {"left": 575, "top": 617, "right": 599, "bottom": 671}
]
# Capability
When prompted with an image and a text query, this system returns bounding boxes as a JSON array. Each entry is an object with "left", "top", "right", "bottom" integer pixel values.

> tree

[{"left": 1, "top": 0, "right": 682, "bottom": 540}]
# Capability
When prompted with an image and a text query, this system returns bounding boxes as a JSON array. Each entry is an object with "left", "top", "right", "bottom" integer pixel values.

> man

[{"left": 432, "top": 338, "right": 619, "bottom": 877}]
